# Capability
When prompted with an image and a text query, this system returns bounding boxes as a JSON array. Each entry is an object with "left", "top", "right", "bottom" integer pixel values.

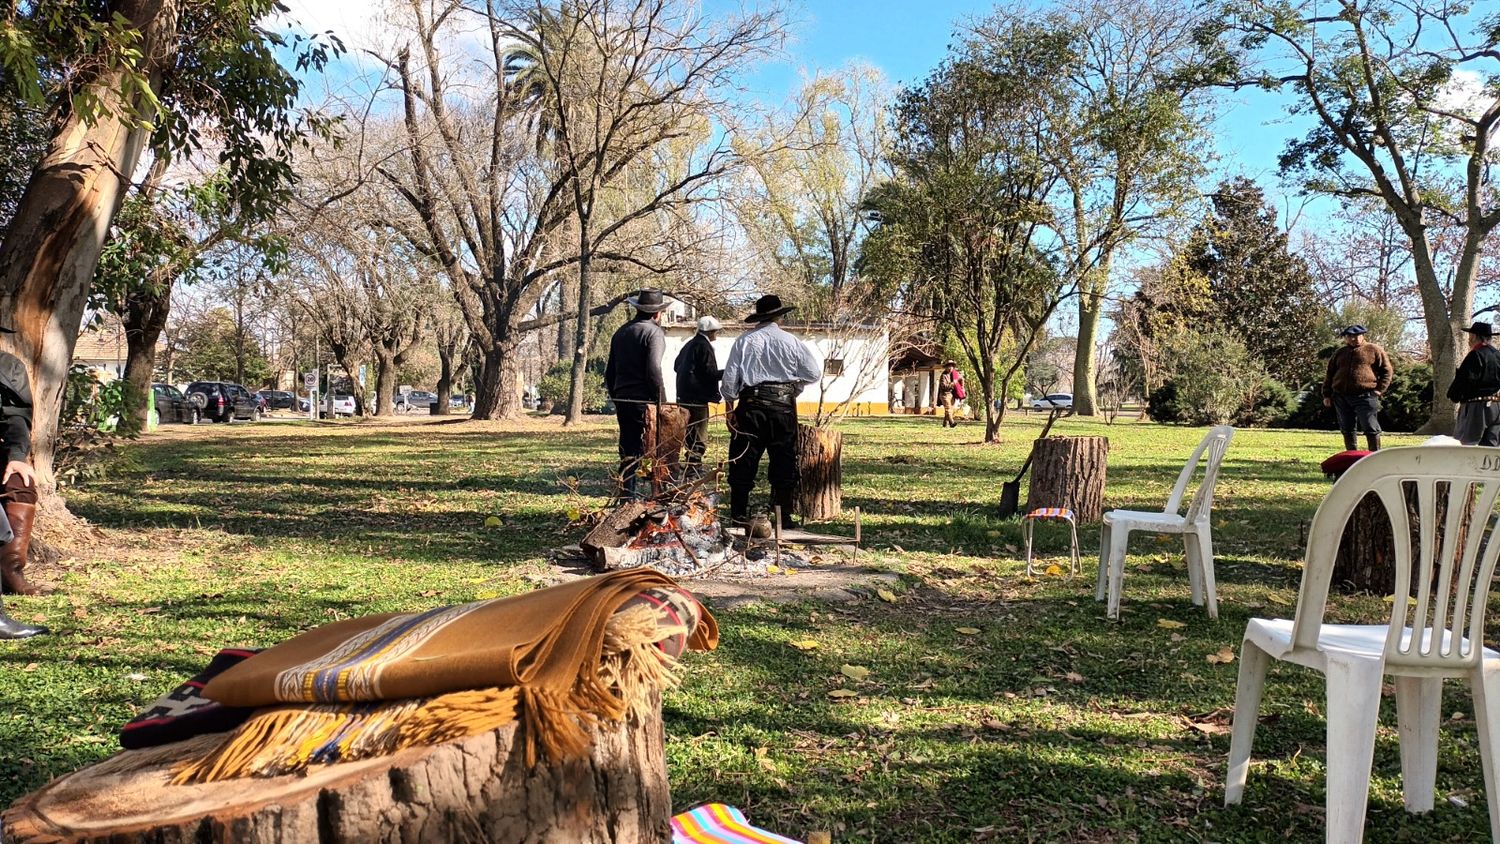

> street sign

[{"left": 304, "top": 371, "right": 317, "bottom": 391}]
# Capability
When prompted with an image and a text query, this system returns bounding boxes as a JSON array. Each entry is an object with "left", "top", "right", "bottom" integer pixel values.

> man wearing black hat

[
  {"left": 0, "top": 326, "right": 46, "bottom": 639},
  {"left": 1321, "top": 324, "right": 1393, "bottom": 451},
  {"left": 604, "top": 290, "right": 671, "bottom": 499},
  {"left": 720, "top": 294, "right": 822, "bottom": 528},
  {"left": 1448, "top": 321, "right": 1500, "bottom": 446}
]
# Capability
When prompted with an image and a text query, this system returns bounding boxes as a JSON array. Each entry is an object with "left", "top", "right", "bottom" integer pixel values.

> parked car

[
  {"left": 259, "top": 390, "right": 297, "bottom": 411},
  {"left": 395, "top": 390, "right": 438, "bottom": 412},
  {"left": 322, "top": 394, "right": 356, "bottom": 418},
  {"left": 152, "top": 383, "right": 199, "bottom": 425},
  {"left": 298, "top": 395, "right": 312, "bottom": 413},
  {"left": 1030, "top": 392, "right": 1074, "bottom": 410},
  {"left": 185, "top": 381, "right": 259, "bottom": 423}
]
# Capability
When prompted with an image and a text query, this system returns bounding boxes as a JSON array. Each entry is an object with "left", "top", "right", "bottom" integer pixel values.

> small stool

[{"left": 1023, "top": 507, "right": 1080, "bottom": 578}]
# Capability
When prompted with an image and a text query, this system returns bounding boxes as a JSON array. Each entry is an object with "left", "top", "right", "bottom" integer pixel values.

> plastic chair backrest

[
  {"left": 1293, "top": 446, "right": 1500, "bottom": 669},
  {"left": 1163, "top": 426, "right": 1235, "bottom": 522}
]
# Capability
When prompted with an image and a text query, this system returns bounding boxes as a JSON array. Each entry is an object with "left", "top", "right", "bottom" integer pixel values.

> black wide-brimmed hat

[
  {"left": 624, "top": 289, "right": 672, "bottom": 313},
  {"left": 1339, "top": 324, "right": 1368, "bottom": 337},
  {"left": 744, "top": 294, "right": 796, "bottom": 324},
  {"left": 1467, "top": 321, "right": 1494, "bottom": 339}
]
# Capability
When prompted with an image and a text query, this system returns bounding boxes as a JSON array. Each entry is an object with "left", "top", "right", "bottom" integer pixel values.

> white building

[{"left": 660, "top": 321, "right": 890, "bottom": 416}]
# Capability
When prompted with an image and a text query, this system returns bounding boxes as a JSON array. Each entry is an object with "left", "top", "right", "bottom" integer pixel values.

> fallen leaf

[
  {"left": 1266, "top": 593, "right": 1293, "bottom": 606},
  {"left": 840, "top": 664, "right": 871, "bottom": 681},
  {"left": 955, "top": 627, "right": 981, "bottom": 635},
  {"left": 565, "top": 508, "right": 582, "bottom": 522},
  {"left": 782, "top": 566, "right": 796, "bottom": 575},
  {"left": 827, "top": 689, "right": 859, "bottom": 699},
  {"left": 419, "top": 590, "right": 439, "bottom": 598},
  {"left": 139, "top": 606, "right": 162, "bottom": 614},
  {"left": 1063, "top": 671, "right": 1085, "bottom": 684},
  {"left": 766, "top": 564, "right": 782, "bottom": 574},
  {"left": 1206, "top": 646, "right": 1236, "bottom": 665},
  {"left": 483, "top": 515, "right": 503, "bottom": 528},
  {"left": 126, "top": 673, "right": 148, "bottom": 682},
  {"left": 788, "top": 639, "right": 820, "bottom": 651},
  {"left": 1044, "top": 564, "right": 1064, "bottom": 577},
  {"left": 877, "top": 588, "right": 898, "bottom": 603},
  {"left": 980, "top": 717, "right": 1011, "bottom": 732},
  {"left": 1383, "top": 594, "right": 1419, "bottom": 607},
  {"left": 1156, "top": 619, "right": 1186, "bottom": 629}
]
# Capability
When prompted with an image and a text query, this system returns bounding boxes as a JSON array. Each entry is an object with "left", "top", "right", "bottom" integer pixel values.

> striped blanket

[{"left": 672, "top": 804, "right": 802, "bottom": 844}]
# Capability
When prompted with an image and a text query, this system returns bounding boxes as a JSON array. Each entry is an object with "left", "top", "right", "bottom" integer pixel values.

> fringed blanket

[{"left": 174, "top": 570, "right": 715, "bottom": 783}]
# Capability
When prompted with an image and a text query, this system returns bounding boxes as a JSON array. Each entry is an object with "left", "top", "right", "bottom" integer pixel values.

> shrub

[
  {"left": 537, "top": 360, "right": 608, "bottom": 414},
  {"left": 1235, "top": 377, "right": 1297, "bottom": 427},
  {"left": 1150, "top": 334, "right": 1266, "bottom": 425},
  {"left": 54, "top": 365, "right": 140, "bottom": 488},
  {"left": 1280, "top": 359, "right": 1431, "bottom": 433}
]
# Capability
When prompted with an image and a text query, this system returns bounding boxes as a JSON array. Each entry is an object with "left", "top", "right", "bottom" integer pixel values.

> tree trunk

[
  {"left": 471, "top": 339, "right": 523, "bottom": 421},
  {"left": 434, "top": 341, "right": 455, "bottom": 416},
  {"left": 557, "top": 273, "right": 577, "bottom": 364},
  {"left": 642, "top": 404, "right": 688, "bottom": 498},
  {"left": 796, "top": 424, "right": 842, "bottom": 521},
  {"left": 0, "top": 0, "right": 180, "bottom": 489},
  {"left": 565, "top": 226, "right": 593, "bottom": 427},
  {"left": 1329, "top": 483, "right": 1469, "bottom": 595},
  {"left": 1026, "top": 435, "right": 1109, "bottom": 522},
  {"left": 1072, "top": 286, "right": 1103, "bottom": 417},
  {"left": 371, "top": 349, "right": 396, "bottom": 416},
  {"left": 1, "top": 693, "right": 672, "bottom": 844},
  {"left": 121, "top": 280, "right": 173, "bottom": 428}
]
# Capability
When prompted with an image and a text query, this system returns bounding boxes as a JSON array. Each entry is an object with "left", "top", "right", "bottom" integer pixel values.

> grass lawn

[{"left": 0, "top": 412, "right": 1494, "bottom": 842}]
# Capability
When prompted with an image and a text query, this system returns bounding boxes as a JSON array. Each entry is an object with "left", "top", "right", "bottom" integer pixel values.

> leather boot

[
  {"left": 1366, "top": 432, "right": 1382, "bottom": 452},
  {"left": 0, "top": 501, "right": 37, "bottom": 596},
  {"left": 0, "top": 594, "right": 46, "bottom": 640},
  {"left": 773, "top": 487, "right": 799, "bottom": 530},
  {"left": 729, "top": 488, "right": 751, "bottom": 528},
  {"left": 1342, "top": 431, "right": 1358, "bottom": 452}
]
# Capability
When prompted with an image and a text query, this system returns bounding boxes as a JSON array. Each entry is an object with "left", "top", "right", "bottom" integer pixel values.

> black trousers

[
  {"left": 1332, "top": 391, "right": 1382, "bottom": 434},
  {"left": 683, "top": 404, "right": 710, "bottom": 469},
  {"left": 615, "top": 402, "right": 649, "bottom": 498},
  {"left": 728, "top": 398, "right": 798, "bottom": 495}
]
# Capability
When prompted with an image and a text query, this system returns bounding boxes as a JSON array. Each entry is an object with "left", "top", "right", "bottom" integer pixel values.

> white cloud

[
  {"left": 278, "top": 0, "right": 405, "bottom": 55},
  {"left": 1435, "top": 68, "right": 1496, "bottom": 120}
]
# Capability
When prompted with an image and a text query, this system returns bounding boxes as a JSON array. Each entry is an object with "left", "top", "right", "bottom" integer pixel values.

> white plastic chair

[
  {"left": 1095, "top": 425, "right": 1234, "bottom": 620},
  {"left": 1225, "top": 446, "right": 1500, "bottom": 843}
]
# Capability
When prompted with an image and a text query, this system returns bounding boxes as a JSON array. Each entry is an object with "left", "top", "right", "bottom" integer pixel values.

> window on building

[{"left": 824, "top": 358, "right": 845, "bottom": 377}]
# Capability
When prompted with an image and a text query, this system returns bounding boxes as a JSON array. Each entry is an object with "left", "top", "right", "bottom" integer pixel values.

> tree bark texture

[
  {"left": 2, "top": 693, "right": 672, "bottom": 844},
  {"left": 795, "top": 424, "right": 842, "bottom": 521},
  {"left": 1330, "top": 484, "right": 1471, "bottom": 595},
  {"left": 1072, "top": 287, "right": 1103, "bottom": 417},
  {"left": 434, "top": 342, "right": 455, "bottom": 416},
  {"left": 565, "top": 236, "right": 593, "bottom": 426},
  {"left": 0, "top": 0, "right": 180, "bottom": 487},
  {"left": 122, "top": 281, "right": 172, "bottom": 428},
  {"left": 372, "top": 349, "right": 397, "bottom": 416},
  {"left": 1026, "top": 436, "right": 1109, "bottom": 522},
  {"left": 642, "top": 405, "right": 688, "bottom": 498}
]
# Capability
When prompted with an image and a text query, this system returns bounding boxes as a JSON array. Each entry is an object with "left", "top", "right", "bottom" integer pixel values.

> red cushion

[{"left": 1320, "top": 450, "right": 1371, "bottom": 478}]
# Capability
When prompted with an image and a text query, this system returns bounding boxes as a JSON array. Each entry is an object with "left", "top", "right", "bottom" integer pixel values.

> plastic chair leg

[
  {"left": 1471, "top": 660, "right": 1500, "bottom": 843},
  {"left": 1324, "top": 659, "right": 1384, "bottom": 844},
  {"left": 1225, "top": 639, "right": 1271, "bottom": 806},
  {"left": 1195, "top": 529, "right": 1219, "bottom": 620},
  {"left": 1106, "top": 528, "right": 1129, "bottom": 620},
  {"left": 1394, "top": 676, "right": 1442, "bottom": 813},
  {"left": 1023, "top": 519, "right": 1035, "bottom": 577},
  {"left": 1096, "top": 522, "right": 1112, "bottom": 602},
  {"left": 1068, "top": 519, "right": 1080, "bottom": 578},
  {"left": 1184, "top": 532, "right": 1205, "bottom": 606}
]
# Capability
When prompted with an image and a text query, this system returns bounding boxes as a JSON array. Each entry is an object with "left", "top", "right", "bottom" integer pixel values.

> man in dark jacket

[
  {"left": 673, "top": 315, "right": 722, "bottom": 477},
  {"left": 0, "top": 326, "right": 47, "bottom": 639},
  {"left": 1321, "top": 325, "right": 1394, "bottom": 451},
  {"left": 1449, "top": 321, "right": 1500, "bottom": 446},
  {"left": 604, "top": 290, "right": 670, "bottom": 499}
]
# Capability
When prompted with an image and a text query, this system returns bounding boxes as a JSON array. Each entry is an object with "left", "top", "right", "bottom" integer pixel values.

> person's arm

[
  {"left": 795, "top": 341, "right": 822, "bottom": 387},
  {"left": 1322, "top": 350, "right": 1338, "bottom": 400},
  {"left": 603, "top": 345, "right": 617, "bottom": 397},
  {"left": 648, "top": 330, "right": 666, "bottom": 404},
  {"left": 3, "top": 409, "right": 33, "bottom": 487},
  {"left": 1374, "top": 347, "right": 1394, "bottom": 394},
  {"left": 1449, "top": 351, "right": 1478, "bottom": 401}
]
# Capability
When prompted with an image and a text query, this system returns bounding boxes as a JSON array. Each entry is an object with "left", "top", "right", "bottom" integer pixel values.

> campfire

[{"left": 581, "top": 491, "right": 811, "bottom": 579}]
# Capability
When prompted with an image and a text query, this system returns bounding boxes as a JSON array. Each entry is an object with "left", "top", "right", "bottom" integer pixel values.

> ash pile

[{"left": 579, "top": 491, "right": 809, "bottom": 579}]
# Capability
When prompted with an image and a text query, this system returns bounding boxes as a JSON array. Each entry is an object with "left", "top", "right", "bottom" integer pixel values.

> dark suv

[
  {"left": 185, "top": 381, "right": 259, "bottom": 423},
  {"left": 259, "top": 390, "right": 297, "bottom": 410}
]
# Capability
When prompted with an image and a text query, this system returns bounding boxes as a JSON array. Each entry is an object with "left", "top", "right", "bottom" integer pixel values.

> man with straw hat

[
  {"left": 1448, "top": 320, "right": 1500, "bottom": 446},
  {"left": 604, "top": 290, "right": 672, "bottom": 499},
  {"left": 719, "top": 294, "right": 821, "bottom": 529},
  {"left": 0, "top": 324, "right": 46, "bottom": 638}
]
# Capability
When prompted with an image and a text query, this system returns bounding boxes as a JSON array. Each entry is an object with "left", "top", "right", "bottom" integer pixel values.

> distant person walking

[
  {"left": 1322, "top": 325, "right": 1393, "bottom": 452},
  {"left": 0, "top": 325, "right": 46, "bottom": 639},
  {"left": 603, "top": 290, "right": 671, "bottom": 499},
  {"left": 674, "top": 315, "right": 723, "bottom": 477},
  {"left": 720, "top": 295, "right": 821, "bottom": 529},
  {"left": 937, "top": 360, "right": 966, "bottom": 427},
  {"left": 1449, "top": 321, "right": 1500, "bottom": 446}
]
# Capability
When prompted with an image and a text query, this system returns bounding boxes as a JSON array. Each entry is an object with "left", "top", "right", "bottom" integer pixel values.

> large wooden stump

[
  {"left": 1331, "top": 483, "right": 1471, "bottom": 595},
  {"left": 2, "top": 694, "right": 671, "bottom": 844},
  {"left": 796, "top": 424, "right": 843, "bottom": 522},
  {"left": 642, "top": 405, "right": 689, "bottom": 497},
  {"left": 1026, "top": 436, "right": 1109, "bottom": 523}
]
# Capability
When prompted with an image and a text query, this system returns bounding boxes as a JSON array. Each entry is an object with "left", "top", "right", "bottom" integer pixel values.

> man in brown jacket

[{"left": 1321, "top": 324, "right": 1393, "bottom": 451}]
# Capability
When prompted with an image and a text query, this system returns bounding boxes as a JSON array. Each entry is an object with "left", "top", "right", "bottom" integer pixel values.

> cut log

[
  {"left": 796, "top": 424, "right": 843, "bottom": 522},
  {"left": 1331, "top": 482, "right": 1471, "bottom": 595},
  {"left": 1026, "top": 436, "right": 1109, "bottom": 523},
  {"left": 2, "top": 692, "right": 671, "bottom": 844},
  {"left": 581, "top": 500, "right": 655, "bottom": 570},
  {"left": 643, "top": 405, "right": 689, "bottom": 498}
]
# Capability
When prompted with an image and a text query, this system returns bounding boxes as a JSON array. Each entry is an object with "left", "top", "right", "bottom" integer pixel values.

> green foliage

[
  {"left": 0, "top": 99, "right": 49, "bottom": 239},
  {"left": 1283, "top": 360, "right": 1433, "bottom": 433},
  {"left": 1148, "top": 333, "right": 1268, "bottom": 425},
  {"left": 1236, "top": 377, "right": 1297, "bottom": 427},
  {"left": 53, "top": 364, "right": 140, "bottom": 488},
  {"left": 1326, "top": 300, "right": 1408, "bottom": 355},
  {"left": 538, "top": 360, "right": 606, "bottom": 414},
  {"left": 174, "top": 307, "right": 271, "bottom": 385}
]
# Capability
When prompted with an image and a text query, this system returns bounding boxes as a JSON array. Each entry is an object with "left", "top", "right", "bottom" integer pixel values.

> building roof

[
  {"left": 73, "top": 325, "right": 128, "bottom": 363},
  {"left": 890, "top": 346, "right": 945, "bottom": 373}
]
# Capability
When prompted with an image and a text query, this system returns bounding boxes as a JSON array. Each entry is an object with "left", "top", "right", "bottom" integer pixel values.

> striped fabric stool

[
  {"left": 671, "top": 803, "right": 802, "bottom": 843},
  {"left": 1023, "top": 507, "right": 1080, "bottom": 578}
]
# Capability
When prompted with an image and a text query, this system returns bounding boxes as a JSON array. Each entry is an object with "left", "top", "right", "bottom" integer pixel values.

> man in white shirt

[{"left": 720, "top": 295, "right": 822, "bottom": 528}]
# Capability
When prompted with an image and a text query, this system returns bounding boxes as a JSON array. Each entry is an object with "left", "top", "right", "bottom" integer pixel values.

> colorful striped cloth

[
  {"left": 672, "top": 804, "right": 802, "bottom": 844},
  {"left": 1025, "top": 507, "right": 1075, "bottom": 521}
]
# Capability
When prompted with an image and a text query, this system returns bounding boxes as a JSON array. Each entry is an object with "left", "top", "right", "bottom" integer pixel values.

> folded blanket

[
  {"left": 174, "top": 572, "right": 716, "bottom": 783},
  {"left": 672, "top": 804, "right": 802, "bottom": 844},
  {"left": 119, "top": 649, "right": 260, "bottom": 749}
]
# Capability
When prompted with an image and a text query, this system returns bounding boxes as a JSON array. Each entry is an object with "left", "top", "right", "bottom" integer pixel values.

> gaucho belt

[
  {"left": 1462, "top": 395, "right": 1500, "bottom": 403},
  {"left": 740, "top": 382, "right": 797, "bottom": 406}
]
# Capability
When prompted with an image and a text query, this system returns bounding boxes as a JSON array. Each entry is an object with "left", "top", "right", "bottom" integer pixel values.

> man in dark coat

[
  {"left": 673, "top": 315, "right": 722, "bottom": 477},
  {"left": 1321, "top": 324, "right": 1393, "bottom": 451},
  {"left": 0, "top": 326, "right": 47, "bottom": 639},
  {"left": 1449, "top": 320, "right": 1500, "bottom": 446},
  {"left": 604, "top": 290, "right": 670, "bottom": 499},
  {"left": 720, "top": 295, "right": 822, "bottom": 528}
]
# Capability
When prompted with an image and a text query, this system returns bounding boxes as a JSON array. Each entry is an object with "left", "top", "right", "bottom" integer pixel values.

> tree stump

[
  {"left": 2, "top": 693, "right": 671, "bottom": 844},
  {"left": 1331, "top": 483, "right": 1471, "bottom": 595},
  {"left": 796, "top": 424, "right": 843, "bottom": 521},
  {"left": 1026, "top": 436, "right": 1109, "bottom": 523},
  {"left": 643, "top": 405, "right": 689, "bottom": 497}
]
